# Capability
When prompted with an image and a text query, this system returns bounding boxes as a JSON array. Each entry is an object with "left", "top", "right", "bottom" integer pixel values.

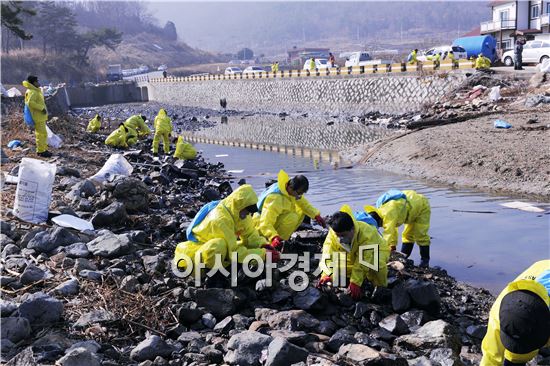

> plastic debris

[
  {"left": 494, "top": 119, "right": 512, "bottom": 129},
  {"left": 7, "top": 140, "right": 22, "bottom": 149},
  {"left": 501, "top": 201, "right": 545, "bottom": 213},
  {"left": 52, "top": 214, "right": 94, "bottom": 232},
  {"left": 90, "top": 154, "right": 133, "bottom": 184}
]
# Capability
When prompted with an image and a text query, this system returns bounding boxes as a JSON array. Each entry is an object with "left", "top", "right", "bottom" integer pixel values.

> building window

[
  {"left": 498, "top": 39, "right": 512, "bottom": 50},
  {"left": 499, "top": 10, "right": 509, "bottom": 20},
  {"left": 547, "top": 2, "right": 550, "bottom": 14},
  {"left": 531, "top": 5, "right": 539, "bottom": 18}
]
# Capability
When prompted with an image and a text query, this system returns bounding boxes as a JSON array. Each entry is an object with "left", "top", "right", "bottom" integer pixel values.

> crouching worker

[
  {"left": 173, "top": 184, "right": 279, "bottom": 285},
  {"left": 87, "top": 114, "right": 101, "bottom": 133},
  {"left": 367, "top": 189, "right": 431, "bottom": 268},
  {"left": 152, "top": 109, "right": 172, "bottom": 155},
  {"left": 317, "top": 205, "right": 389, "bottom": 300},
  {"left": 481, "top": 260, "right": 550, "bottom": 366},
  {"left": 173, "top": 136, "right": 197, "bottom": 160},
  {"left": 124, "top": 114, "right": 150, "bottom": 138},
  {"left": 105, "top": 124, "right": 137, "bottom": 149},
  {"left": 475, "top": 53, "right": 492, "bottom": 70},
  {"left": 255, "top": 169, "right": 326, "bottom": 251}
]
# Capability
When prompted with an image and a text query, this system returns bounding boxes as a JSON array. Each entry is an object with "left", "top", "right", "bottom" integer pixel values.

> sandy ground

[{"left": 348, "top": 108, "right": 550, "bottom": 199}]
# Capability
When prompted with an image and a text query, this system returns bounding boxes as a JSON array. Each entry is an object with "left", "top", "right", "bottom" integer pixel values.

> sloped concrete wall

[{"left": 147, "top": 73, "right": 467, "bottom": 115}]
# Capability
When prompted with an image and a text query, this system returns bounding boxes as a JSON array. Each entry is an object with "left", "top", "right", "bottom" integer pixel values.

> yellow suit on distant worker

[
  {"left": 105, "top": 125, "right": 129, "bottom": 148},
  {"left": 124, "top": 115, "right": 150, "bottom": 137},
  {"left": 174, "top": 185, "right": 268, "bottom": 272},
  {"left": 87, "top": 114, "right": 101, "bottom": 133},
  {"left": 22, "top": 80, "right": 48, "bottom": 153},
  {"left": 173, "top": 136, "right": 197, "bottom": 160},
  {"left": 320, "top": 205, "right": 389, "bottom": 287},
  {"left": 152, "top": 109, "right": 172, "bottom": 154},
  {"left": 255, "top": 170, "right": 320, "bottom": 241}
]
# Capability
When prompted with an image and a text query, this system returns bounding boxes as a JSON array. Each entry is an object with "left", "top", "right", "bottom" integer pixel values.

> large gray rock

[
  {"left": 224, "top": 330, "right": 273, "bottom": 366},
  {"left": 142, "top": 255, "right": 165, "bottom": 275},
  {"left": 0, "top": 300, "right": 18, "bottom": 317},
  {"left": 292, "top": 287, "right": 324, "bottom": 310},
  {"left": 1, "top": 317, "right": 31, "bottom": 342},
  {"left": 64, "top": 243, "right": 90, "bottom": 258},
  {"left": 392, "top": 281, "right": 411, "bottom": 313},
  {"left": 394, "top": 320, "right": 461, "bottom": 354},
  {"left": 57, "top": 347, "right": 101, "bottom": 366},
  {"left": 406, "top": 280, "right": 441, "bottom": 315},
  {"left": 338, "top": 343, "right": 408, "bottom": 365},
  {"left": 5, "top": 346, "right": 36, "bottom": 365},
  {"left": 213, "top": 316, "right": 234, "bottom": 334},
  {"left": 401, "top": 310, "right": 431, "bottom": 329},
  {"left": 265, "top": 337, "right": 309, "bottom": 366},
  {"left": 69, "top": 180, "right": 97, "bottom": 199},
  {"left": 327, "top": 329, "right": 357, "bottom": 353},
  {"left": 378, "top": 314, "right": 409, "bottom": 335},
  {"left": 112, "top": 177, "right": 149, "bottom": 213},
  {"left": 429, "top": 348, "right": 462, "bottom": 366},
  {"left": 195, "top": 288, "right": 237, "bottom": 319},
  {"left": 53, "top": 278, "right": 80, "bottom": 296},
  {"left": 265, "top": 310, "right": 319, "bottom": 331},
  {"left": 86, "top": 230, "right": 132, "bottom": 258},
  {"left": 130, "top": 335, "right": 173, "bottom": 362},
  {"left": 27, "top": 227, "right": 80, "bottom": 253},
  {"left": 20, "top": 264, "right": 46, "bottom": 285},
  {"left": 91, "top": 202, "right": 128, "bottom": 228},
  {"left": 17, "top": 292, "right": 63, "bottom": 327},
  {"left": 1, "top": 243, "right": 19, "bottom": 257},
  {"left": 73, "top": 309, "right": 115, "bottom": 328}
]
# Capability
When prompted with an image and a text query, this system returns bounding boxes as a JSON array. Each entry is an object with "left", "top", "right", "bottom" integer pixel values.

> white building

[{"left": 480, "top": 0, "right": 550, "bottom": 51}]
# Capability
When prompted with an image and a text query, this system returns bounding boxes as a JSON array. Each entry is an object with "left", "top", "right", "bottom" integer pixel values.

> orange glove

[
  {"left": 315, "top": 215, "right": 327, "bottom": 228},
  {"left": 348, "top": 282, "right": 362, "bottom": 300},
  {"left": 266, "top": 249, "right": 280, "bottom": 263},
  {"left": 316, "top": 275, "right": 332, "bottom": 288},
  {"left": 270, "top": 236, "right": 283, "bottom": 250}
]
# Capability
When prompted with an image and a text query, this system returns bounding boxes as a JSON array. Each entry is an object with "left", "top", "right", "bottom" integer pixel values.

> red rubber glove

[
  {"left": 266, "top": 249, "right": 280, "bottom": 263},
  {"left": 315, "top": 215, "right": 327, "bottom": 228},
  {"left": 270, "top": 236, "right": 283, "bottom": 250},
  {"left": 348, "top": 282, "right": 362, "bottom": 300},
  {"left": 316, "top": 275, "right": 332, "bottom": 288}
]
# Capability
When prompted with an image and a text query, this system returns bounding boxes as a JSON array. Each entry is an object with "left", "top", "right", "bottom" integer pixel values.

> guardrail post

[
  {"left": 359, "top": 65, "right": 365, "bottom": 74},
  {"left": 373, "top": 64, "right": 378, "bottom": 73},
  {"left": 347, "top": 66, "right": 352, "bottom": 75},
  {"left": 401, "top": 62, "right": 407, "bottom": 72}
]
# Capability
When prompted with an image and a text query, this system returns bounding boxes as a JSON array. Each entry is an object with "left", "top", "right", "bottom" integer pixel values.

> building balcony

[
  {"left": 480, "top": 19, "right": 517, "bottom": 33},
  {"left": 542, "top": 14, "right": 550, "bottom": 26}
]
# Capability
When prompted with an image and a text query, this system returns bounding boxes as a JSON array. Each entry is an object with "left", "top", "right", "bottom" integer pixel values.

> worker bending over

[
  {"left": 255, "top": 169, "right": 326, "bottom": 250},
  {"left": 173, "top": 136, "right": 197, "bottom": 160},
  {"left": 481, "top": 260, "right": 550, "bottom": 366},
  {"left": 105, "top": 123, "right": 137, "bottom": 149},
  {"left": 317, "top": 205, "right": 389, "bottom": 300},
  {"left": 87, "top": 114, "right": 101, "bottom": 133},
  {"left": 366, "top": 189, "right": 431, "bottom": 267},
  {"left": 124, "top": 114, "right": 150, "bottom": 138}
]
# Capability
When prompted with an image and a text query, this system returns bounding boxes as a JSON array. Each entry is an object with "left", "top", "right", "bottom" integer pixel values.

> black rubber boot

[
  {"left": 400, "top": 242, "right": 414, "bottom": 258},
  {"left": 419, "top": 246, "right": 430, "bottom": 268}
]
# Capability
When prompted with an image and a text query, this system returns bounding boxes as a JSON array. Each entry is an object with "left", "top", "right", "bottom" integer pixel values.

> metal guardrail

[
  {"left": 148, "top": 60, "right": 474, "bottom": 83},
  {"left": 480, "top": 19, "right": 516, "bottom": 33},
  {"left": 182, "top": 133, "right": 341, "bottom": 164}
]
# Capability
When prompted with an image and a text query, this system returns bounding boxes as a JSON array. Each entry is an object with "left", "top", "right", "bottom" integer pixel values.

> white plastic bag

[
  {"left": 14, "top": 158, "right": 57, "bottom": 224},
  {"left": 537, "top": 58, "right": 550, "bottom": 73},
  {"left": 489, "top": 86, "right": 501, "bottom": 101},
  {"left": 46, "top": 125, "right": 63, "bottom": 148},
  {"left": 89, "top": 154, "right": 133, "bottom": 184},
  {"left": 52, "top": 214, "right": 94, "bottom": 231}
]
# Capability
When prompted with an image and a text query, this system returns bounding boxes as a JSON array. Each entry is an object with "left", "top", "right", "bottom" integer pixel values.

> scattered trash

[
  {"left": 227, "top": 169, "right": 244, "bottom": 174},
  {"left": 7, "top": 140, "right": 22, "bottom": 149},
  {"left": 488, "top": 86, "right": 501, "bottom": 101},
  {"left": 537, "top": 58, "right": 550, "bottom": 73},
  {"left": 52, "top": 214, "right": 94, "bottom": 232},
  {"left": 2, "top": 173, "right": 18, "bottom": 184},
  {"left": 46, "top": 125, "right": 63, "bottom": 148},
  {"left": 90, "top": 154, "right": 133, "bottom": 184},
  {"left": 6, "top": 87, "right": 22, "bottom": 97},
  {"left": 494, "top": 119, "right": 512, "bottom": 129},
  {"left": 215, "top": 154, "right": 229, "bottom": 157},
  {"left": 501, "top": 201, "right": 545, "bottom": 213},
  {"left": 525, "top": 95, "right": 550, "bottom": 107},
  {"left": 14, "top": 158, "right": 57, "bottom": 224}
]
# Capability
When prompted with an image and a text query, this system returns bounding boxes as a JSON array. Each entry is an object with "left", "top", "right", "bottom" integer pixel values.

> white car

[
  {"left": 417, "top": 45, "right": 467, "bottom": 62},
  {"left": 303, "top": 58, "right": 335, "bottom": 70},
  {"left": 224, "top": 67, "right": 243, "bottom": 75},
  {"left": 157, "top": 64, "right": 167, "bottom": 71},
  {"left": 242, "top": 66, "right": 265, "bottom": 74},
  {"left": 344, "top": 52, "right": 391, "bottom": 67},
  {"left": 502, "top": 40, "right": 550, "bottom": 66}
]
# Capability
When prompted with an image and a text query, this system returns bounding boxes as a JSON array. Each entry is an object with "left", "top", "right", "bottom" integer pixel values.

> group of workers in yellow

[
  {"left": 86, "top": 109, "right": 197, "bottom": 160},
  {"left": 174, "top": 170, "right": 549, "bottom": 365},
  {"left": 407, "top": 48, "right": 491, "bottom": 70}
]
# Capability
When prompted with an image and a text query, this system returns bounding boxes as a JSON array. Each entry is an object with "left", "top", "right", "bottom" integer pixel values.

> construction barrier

[{"left": 149, "top": 60, "right": 475, "bottom": 84}]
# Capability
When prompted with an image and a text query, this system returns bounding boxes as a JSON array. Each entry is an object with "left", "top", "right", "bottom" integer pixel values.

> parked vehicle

[
  {"left": 502, "top": 40, "right": 550, "bottom": 66},
  {"left": 106, "top": 64, "right": 123, "bottom": 82},
  {"left": 225, "top": 67, "right": 243, "bottom": 75},
  {"left": 242, "top": 66, "right": 265, "bottom": 74},
  {"left": 157, "top": 64, "right": 168, "bottom": 71},
  {"left": 302, "top": 58, "right": 337, "bottom": 70},
  {"left": 453, "top": 35, "right": 497, "bottom": 62},
  {"left": 417, "top": 45, "right": 467, "bottom": 62},
  {"left": 344, "top": 52, "right": 391, "bottom": 67}
]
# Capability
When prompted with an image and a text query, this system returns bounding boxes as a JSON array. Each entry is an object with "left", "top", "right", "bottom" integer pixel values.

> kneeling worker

[
  {"left": 105, "top": 123, "right": 137, "bottom": 149},
  {"left": 174, "top": 184, "right": 279, "bottom": 277},
  {"left": 173, "top": 136, "right": 197, "bottom": 160},
  {"left": 87, "top": 114, "right": 101, "bottom": 133},
  {"left": 366, "top": 189, "right": 431, "bottom": 267},
  {"left": 481, "top": 260, "right": 549, "bottom": 366},
  {"left": 317, "top": 205, "right": 389, "bottom": 300},
  {"left": 256, "top": 169, "right": 326, "bottom": 250}
]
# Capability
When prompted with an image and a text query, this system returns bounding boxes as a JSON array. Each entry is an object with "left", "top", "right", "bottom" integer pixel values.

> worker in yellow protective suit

[
  {"left": 173, "top": 136, "right": 197, "bottom": 160},
  {"left": 255, "top": 169, "right": 326, "bottom": 250},
  {"left": 22, "top": 76, "right": 50, "bottom": 157},
  {"left": 408, "top": 49, "right": 418, "bottom": 64},
  {"left": 310, "top": 58, "right": 316, "bottom": 71},
  {"left": 86, "top": 114, "right": 101, "bottom": 133},
  {"left": 317, "top": 205, "right": 389, "bottom": 300},
  {"left": 104, "top": 124, "right": 137, "bottom": 148},
  {"left": 174, "top": 185, "right": 279, "bottom": 278},
  {"left": 481, "top": 260, "right": 550, "bottom": 366},
  {"left": 152, "top": 109, "right": 172, "bottom": 155},
  {"left": 475, "top": 53, "right": 492, "bottom": 70},
  {"left": 123, "top": 114, "right": 150, "bottom": 137},
  {"left": 271, "top": 63, "right": 276, "bottom": 73},
  {"left": 365, "top": 189, "right": 431, "bottom": 267}
]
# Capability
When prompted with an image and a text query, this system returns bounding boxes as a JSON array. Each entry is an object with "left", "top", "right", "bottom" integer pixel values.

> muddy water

[{"left": 196, "top": 143, "right": 550, "bottom": 294}]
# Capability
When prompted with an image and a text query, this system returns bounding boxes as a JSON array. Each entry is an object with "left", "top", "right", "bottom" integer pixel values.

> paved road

[{"left": 123, "top": 71, "right": 164, "bottom": 82}]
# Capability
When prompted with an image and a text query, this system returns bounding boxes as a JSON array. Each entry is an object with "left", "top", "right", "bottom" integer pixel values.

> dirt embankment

[{"left": 354, "top": 108, "right": 550, "bottom": 199}]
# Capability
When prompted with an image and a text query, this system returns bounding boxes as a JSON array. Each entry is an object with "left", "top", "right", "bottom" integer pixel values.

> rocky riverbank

[{"left": 0, "top": 111, "right": 508, "bottom": 366}]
